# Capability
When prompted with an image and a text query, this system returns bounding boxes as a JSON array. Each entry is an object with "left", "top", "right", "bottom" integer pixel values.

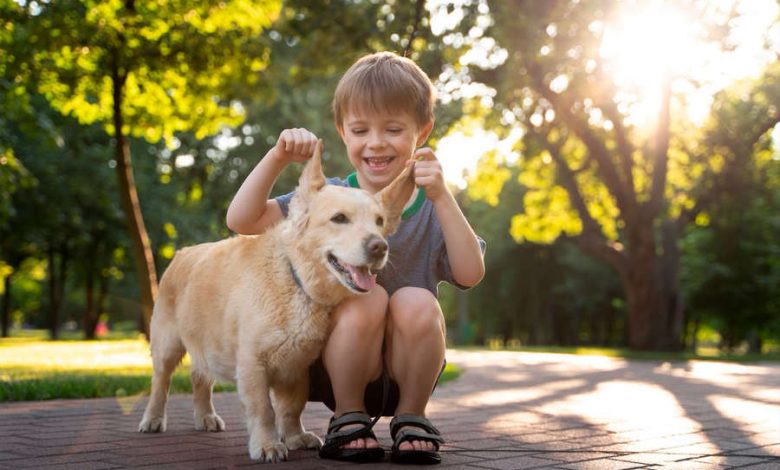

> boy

[{"left": 226, "top": 51, "right": 485, "bottom": 465}]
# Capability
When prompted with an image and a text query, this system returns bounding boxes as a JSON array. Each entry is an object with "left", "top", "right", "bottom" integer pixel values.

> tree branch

[
  {"left": 677, "top": 112, "right": 780, "bottom": 229},
  {"left": 596, "top": 86, "right": 636, "bottom": 196},
  {"left": 525, "top": 61, "right": 637, "bottom": 221},
  {"left": 404, "top": 0, "right": 425, "bottom": 57},
  {"left": 539, "top": 130, "right": 629, "bottom": 276},
  {"left": 647, "top": 79, "right": 672, "bottom": 218}
]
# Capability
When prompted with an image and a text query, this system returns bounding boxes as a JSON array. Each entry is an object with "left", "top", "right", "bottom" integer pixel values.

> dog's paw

[
  {"left": 249, "top": 439, "right": 288, "bottom": 463},
  {"left": 285, "top": 431, "right": 323, "bottom": 450},
  {"left": 138, "top": 415, "right": 166, "bottom": 433},
  {"left": 194, "top": 413, "right": 225, "bottom": 432}
]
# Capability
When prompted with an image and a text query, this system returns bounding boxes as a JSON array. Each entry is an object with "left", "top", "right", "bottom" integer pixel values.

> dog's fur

[{"left": 138, "top": 141, "right": 415, "bottom": 462}]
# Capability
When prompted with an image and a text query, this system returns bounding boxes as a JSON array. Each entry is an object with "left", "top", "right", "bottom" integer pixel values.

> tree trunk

[
  {"left": 1, "top": 273, "right": 12, "bottom": 337},
  {"left": 582, "top": 217, "right": 684, "bottom": 351},
  {"left": 47, "top": 246, "right": 68, "bottom": 340},
  {"left": 622, "top": 224, "right": 683, "bottom": 351},
  {"left": 111, "top": 54, "right": 157, "bottom": 339},
  {"left": 84, "top": 263, "right": 98, "bottom": 340}
]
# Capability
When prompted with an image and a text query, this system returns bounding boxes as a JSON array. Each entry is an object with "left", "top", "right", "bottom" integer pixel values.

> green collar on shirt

[{"left": 347, "top": 172, "right": 425, "bottom": 220}]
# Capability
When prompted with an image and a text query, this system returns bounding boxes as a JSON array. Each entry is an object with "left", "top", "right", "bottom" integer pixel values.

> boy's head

[{"left": 333, "top": 52, "right": 436, "bottom": 130}]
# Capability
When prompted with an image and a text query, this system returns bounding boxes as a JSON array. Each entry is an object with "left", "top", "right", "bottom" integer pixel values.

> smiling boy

[{"left": 226, "top": 51, "right": 485, "bottom": 465}]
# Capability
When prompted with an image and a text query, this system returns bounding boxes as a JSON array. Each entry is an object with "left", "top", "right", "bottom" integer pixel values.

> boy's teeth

[{"left": 365, "top": 157, "right": 393, "bottom": 167}]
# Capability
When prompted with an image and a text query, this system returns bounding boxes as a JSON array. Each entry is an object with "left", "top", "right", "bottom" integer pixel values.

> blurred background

[{"left": 1, "top": 0, "right": 778, "bottom": 356}]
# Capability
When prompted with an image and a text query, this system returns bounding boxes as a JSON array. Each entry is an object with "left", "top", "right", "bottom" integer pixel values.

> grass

[
  {"left": 0, "top": 336, "right": 237, "bottom": 402},
  {"left": 0, "top": 333, "right": 462, "bottom": 402}
]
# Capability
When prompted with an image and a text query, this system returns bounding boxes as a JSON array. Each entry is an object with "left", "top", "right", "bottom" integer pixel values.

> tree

[
  {"left": 471, "top": 0, "right": 779, "bottom": 349},
  {"left": 682, "top": 75, "right": 780, "bottom": 353},
  {"left": 10, "top": 0, "right": 282, "bottom": 336}
]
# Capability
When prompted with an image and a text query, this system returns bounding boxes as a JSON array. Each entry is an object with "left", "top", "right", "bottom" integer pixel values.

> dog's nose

[{"left": 366, "top": 236, "right": 388, "bottom": 261}]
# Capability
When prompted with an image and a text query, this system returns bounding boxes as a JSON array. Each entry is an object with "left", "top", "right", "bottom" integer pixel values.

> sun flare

[
  {"left": 598, "top": 0, "right": 779, "bottom": 127},
  {"left": 599, "top": 3, "right": 699, "bottom": 125}
]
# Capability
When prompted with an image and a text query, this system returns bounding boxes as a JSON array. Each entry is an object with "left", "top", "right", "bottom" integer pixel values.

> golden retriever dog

[{"left": 138, "top": 141, "right": 414, "bottom": 462}]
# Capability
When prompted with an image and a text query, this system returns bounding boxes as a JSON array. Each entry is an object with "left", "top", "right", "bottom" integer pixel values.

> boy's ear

[
  {"left": 416, "top": 120, "right": 434, "bottom": 147},
  {"left": 298, "top": 139, "right": 326, "bottom": 198},
  {"left": 376, "top": 162, "right": 417, "bottom": 235}
]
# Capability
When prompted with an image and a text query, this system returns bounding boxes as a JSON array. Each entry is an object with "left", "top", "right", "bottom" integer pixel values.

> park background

[{"left": 1, "top": 0, "right": 779, "bottom": 397}]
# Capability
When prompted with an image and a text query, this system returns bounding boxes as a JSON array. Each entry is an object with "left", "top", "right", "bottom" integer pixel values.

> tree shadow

[{"left": 433, "top": 351, "right": 780, "bottom": 467}]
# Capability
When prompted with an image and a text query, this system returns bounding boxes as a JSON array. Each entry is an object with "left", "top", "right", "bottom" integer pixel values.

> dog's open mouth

[{"left": 327, "top": 254, "right": 377, "bottom": 293}]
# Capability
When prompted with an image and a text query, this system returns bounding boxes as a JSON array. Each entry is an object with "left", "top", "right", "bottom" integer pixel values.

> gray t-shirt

[{"left": 275, "top": 176, "right": 485, "bottom": 296}]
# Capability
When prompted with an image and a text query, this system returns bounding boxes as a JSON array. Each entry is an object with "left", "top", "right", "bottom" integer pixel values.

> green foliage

[
  {"left": 0, "top": 148, "right": 33, "bottom": 226},
  {"left": 460, "top": 164, "right": 625, "bottom": 347},
  {"left": 24, "top": 0, "right": 281, "bottom": 144},
  {"left": 1, "top": 0, "right": 486, "bottom": 335},
  {"left": 682, "top": 140, "right": 780, "bottom": 351}
]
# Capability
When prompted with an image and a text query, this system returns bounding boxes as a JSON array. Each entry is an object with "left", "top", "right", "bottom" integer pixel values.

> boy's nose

[{"left": 367, "top": 131, "right": 385, "bottom": 148}]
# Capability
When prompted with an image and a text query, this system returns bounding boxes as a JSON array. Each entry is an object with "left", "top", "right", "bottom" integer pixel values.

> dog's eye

[
  {"left": 330, "top": 213, "right": 349, "bottom": 224},
  {"left": 376, "top": 216, "right": 384, "bottom": 227}
]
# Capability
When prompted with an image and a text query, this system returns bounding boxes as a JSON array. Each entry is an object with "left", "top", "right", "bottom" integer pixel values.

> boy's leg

[
  {"left": 321, "top": 286, "right": 388, "bottom": 450},
  {"left": 385, "top": 287, "right": 446, "bottom": 452}
]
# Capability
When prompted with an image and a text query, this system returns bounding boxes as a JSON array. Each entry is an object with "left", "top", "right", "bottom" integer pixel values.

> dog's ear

[
  {"left": 376, "top": 161, "right": 417, "bottom": 234},
  {"left": 298, "top": 139, "right": 326, "bottom": 199},
  {"left": 287, "top": 140, "right": 325, "bottom": 234}
]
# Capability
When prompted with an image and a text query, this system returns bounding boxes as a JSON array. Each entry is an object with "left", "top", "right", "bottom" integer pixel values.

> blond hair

[{"left": 333, "top": 51, "right": 436, "bottom": 128}]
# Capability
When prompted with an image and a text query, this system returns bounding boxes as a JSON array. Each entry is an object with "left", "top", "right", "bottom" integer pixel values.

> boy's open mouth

[{"left": 363, "top": 156, "right": 395, "bottom": 170}]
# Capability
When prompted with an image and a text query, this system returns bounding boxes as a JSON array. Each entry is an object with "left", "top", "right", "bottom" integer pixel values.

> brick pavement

[{"left": 1, "top": 349, "right": 779, "bottom": 469}]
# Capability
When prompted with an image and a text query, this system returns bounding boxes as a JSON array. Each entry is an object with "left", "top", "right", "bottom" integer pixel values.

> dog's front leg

[
  {"left": 275, "top": 374, "right": 323, "bottom": 450},
  {"left": 237, "top": 364, "right": 287, "bottom": 462}
]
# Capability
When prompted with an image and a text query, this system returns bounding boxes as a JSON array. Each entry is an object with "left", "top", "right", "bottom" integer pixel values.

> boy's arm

[
  {"left": 226, "top": 128, "right": 318, "bottom": 235},
  {"left": 413, "top": 149, "right": 486, "bottom": 288}
]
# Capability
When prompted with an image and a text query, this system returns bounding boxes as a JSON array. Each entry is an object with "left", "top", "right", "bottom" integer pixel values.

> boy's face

[{"left": 338, "top": 108, "right": 432, "bottom": 193}]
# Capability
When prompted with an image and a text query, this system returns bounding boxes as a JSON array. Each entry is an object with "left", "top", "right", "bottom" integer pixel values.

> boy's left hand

[{"left": 411, "top": 147, "right": 449, "bottom": 202}]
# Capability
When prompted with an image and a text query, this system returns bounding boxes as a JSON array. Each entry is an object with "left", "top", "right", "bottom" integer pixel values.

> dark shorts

[{"left": 308, "top": 358, "right": 447, "bottom": 417}]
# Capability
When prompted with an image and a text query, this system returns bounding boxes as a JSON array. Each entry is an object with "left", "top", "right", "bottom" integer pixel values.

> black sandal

[
  {"left": 318, "top": 411, "right": 385, "bottom": 462},
  {"left": 390, "top": 414, "right": 444, "bottom": 465}
]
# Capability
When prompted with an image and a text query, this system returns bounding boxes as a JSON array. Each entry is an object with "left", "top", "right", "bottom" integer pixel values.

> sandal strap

[
  {"left": 320, "top": 411, "right": 378, "bottom": 456},
  {"left": 327, "top": 411, "right": 372, "bottom": 433},
  {"left": 392, "top": 428, "right": 444, "bottom": 450},
  {"left": 389, "top": 414, "right": 442, "bottom": 440}
]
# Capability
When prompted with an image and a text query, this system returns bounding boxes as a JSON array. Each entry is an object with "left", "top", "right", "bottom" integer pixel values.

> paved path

[{"left": 1, "top": 350, "right": 779, "bottom": 469}]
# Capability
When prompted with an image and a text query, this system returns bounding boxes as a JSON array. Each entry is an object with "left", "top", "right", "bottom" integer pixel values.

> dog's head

[{"left": 285, "top": 140, "right": 416, "bottom": 303}]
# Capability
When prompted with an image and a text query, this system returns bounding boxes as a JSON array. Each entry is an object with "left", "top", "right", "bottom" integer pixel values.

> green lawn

[
  {"left": 0, "top": 335, "right": 229, "bottom": 401},
  {"left": 0, "top": 334, "right": 462, "bottom": 402}
]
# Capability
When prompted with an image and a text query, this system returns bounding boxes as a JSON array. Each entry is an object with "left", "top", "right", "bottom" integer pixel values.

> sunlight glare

[
  {"left": 435, "top": 128, "right": 521, "bottom": 189},
  {"left": 600, "top": 3, "right": 698, "bottom": 127},
  {"left": 709, "top": 395, "right": 780, "bottom": 448},
  {"left": 599, "top": 0, "right": 779, "bottom": 127}
]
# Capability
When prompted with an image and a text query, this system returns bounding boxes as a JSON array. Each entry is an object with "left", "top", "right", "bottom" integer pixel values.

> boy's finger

[
  {"left": 414, "top": 147, "right": 437, "bottom": 161},
  {"left": 299, "top": 130, "right": 313, "bottom": 156}
]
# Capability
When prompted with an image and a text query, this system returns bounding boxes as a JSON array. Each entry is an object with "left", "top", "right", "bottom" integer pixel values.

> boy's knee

[
  {"left": 332, "top": 285, "right": 389, "bottom": 334},
  {"left": 388, "top": 287, "right": 443, "bottom": 337}
]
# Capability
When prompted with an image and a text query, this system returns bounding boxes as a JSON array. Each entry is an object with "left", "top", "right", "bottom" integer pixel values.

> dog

[{"left": 138, "top": 140, "right": 415, "bottom": 462}]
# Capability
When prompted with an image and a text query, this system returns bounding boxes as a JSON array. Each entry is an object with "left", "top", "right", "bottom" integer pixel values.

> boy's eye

[
  {"left": 351, "top": 129, "right": 367, "bottom": 135},
  {"left": 387, "top": 128, "right": 402, "bottom": 134},
  {"left": 331, "top": 213, "right": 349, "bottom": 224}
]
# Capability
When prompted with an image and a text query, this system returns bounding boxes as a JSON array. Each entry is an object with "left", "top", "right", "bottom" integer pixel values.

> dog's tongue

[{"left": 346, "top": 264, "right": 377, "bottom": 291}]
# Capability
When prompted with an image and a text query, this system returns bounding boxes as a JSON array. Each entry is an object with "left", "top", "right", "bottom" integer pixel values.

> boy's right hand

[{"left": 270, "top": 128, "right": 319, "bottom": 164}]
